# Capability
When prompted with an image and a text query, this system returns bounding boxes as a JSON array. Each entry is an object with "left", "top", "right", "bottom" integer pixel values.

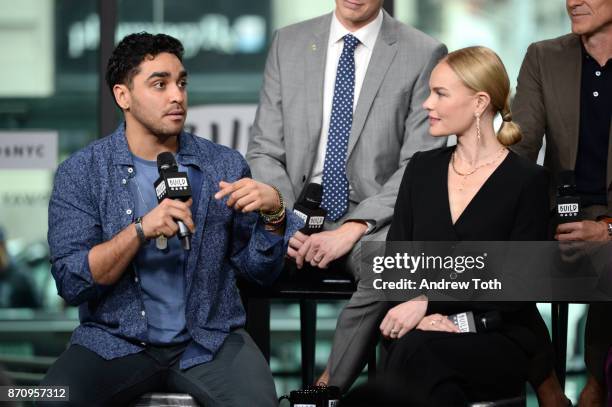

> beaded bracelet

[{"left": 259, "top": 186, "right": 285, "bottom": 224}]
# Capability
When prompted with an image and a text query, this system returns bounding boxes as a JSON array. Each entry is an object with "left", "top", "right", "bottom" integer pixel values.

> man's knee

[
  {"left": 180, "top": 331, "right": 277, "bottom": 407},
  {"left": 226, "top": 331, "right": 278, "bottom": 406},
  {"left": 39, "top": 365, "right": 97, "bottom": 406},
  {"left": 347, "top": 224, "right": 390, "bottom": 279},
  {"left": 40, "top": 345, "right": 161, "bottom": 406}
]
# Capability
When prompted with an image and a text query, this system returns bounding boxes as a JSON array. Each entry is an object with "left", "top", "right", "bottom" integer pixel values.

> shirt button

[
  {"left": 595, "top": 71, "right": 601, "bottom": 77},
  {"left": 128, "top": 167, "right": 134, "bottom": 174},
  {"left": 140, "top": 342, "right": 146, "bottom": 346},
  {"left": 126, "top": 209, "right": 133, "bottom": 215},
  {"left": 134, "top": 276, "right": 139, "bottom": 283},
  {"left": 122, "top": 179, "right": 127, "bottom": 185},
  {"left": 593, "top": 91, "right": 599, "bottom": 97},
  {"left": 141, "top": 310, "right": 146, "bottom": 317}
]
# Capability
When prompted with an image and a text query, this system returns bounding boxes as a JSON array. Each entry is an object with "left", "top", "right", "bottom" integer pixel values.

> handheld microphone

[
  {"left": 155, "top": 152, "right": 192, "bottom": 251},
  {"left": 293, "top": 183, "right": 327, "bottom": 235},
  {"left": 474, "top": 311, "right": 502, "bottom": 332},
  {"left": 556, "top": 170, "right": 581, "bottom": 224},
  {"left": 448, "top": 311, "right": 501, "bottom": 333}
]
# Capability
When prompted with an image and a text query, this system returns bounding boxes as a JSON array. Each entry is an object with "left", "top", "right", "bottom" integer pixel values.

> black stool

[
  {"left": 240, "top": 262, "right": 377, "bottom": 387},
  {"left": 468, "top": 395, "right": 526, "bottom": 407},
  {"left": 131, "top": 393, "right": 200, "bottom": 406}
]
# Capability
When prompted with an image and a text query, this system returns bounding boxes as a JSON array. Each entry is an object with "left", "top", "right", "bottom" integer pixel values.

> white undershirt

[{"left": 310, "top": 9, "right": 383, "bottom": 184}]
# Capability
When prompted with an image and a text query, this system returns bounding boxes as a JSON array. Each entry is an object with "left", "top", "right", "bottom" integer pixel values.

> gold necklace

[{"left": 451, "top": 147, "right": 507, "bottom": 191}]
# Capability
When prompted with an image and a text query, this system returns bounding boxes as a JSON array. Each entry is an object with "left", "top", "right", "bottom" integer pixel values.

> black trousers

[
  {"left": 383, "top": 330, "right": 528, "bottom": 406},
  {"left": 585, "top": 302, "right": 612, "bottom": 384},
  {"left": 39, "top": 329, "right": 277, "bottom": 407}
]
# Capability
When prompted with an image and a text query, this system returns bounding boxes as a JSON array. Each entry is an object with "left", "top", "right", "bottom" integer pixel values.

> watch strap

[
  {"left": 596, "top": 216, "right": 612, "bottom": 237},
  {"left": 135, "top": 217, "right": 148, "bottom": 245}
]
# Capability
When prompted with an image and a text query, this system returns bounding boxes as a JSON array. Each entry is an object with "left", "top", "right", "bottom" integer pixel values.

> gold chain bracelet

[{"left": 259, "top": 186, "right": 285, "bottom": 224}]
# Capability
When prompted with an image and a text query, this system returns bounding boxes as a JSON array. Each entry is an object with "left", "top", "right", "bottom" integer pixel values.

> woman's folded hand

[
  {"left": 416, "top": 313, "right": 460, "bottom": 333},
  {"left": 380, "top": 296, "right": 429, "bottom": 339}
]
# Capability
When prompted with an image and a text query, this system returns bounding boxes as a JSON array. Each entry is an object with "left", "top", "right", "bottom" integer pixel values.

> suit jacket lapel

[
  {"left": 347, "top": 11, "right": 398, "bottom": 159},
  {"left": 553, "top": 34, "right": 582, "bottom": 169},
  {"left": 305, "top": 14, "right": 331, "bottom": 155}
]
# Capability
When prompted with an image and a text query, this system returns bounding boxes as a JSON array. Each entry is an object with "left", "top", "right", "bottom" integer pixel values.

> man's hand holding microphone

[
  {"left": 552, "top": 171, "right": 611, "bottom": 264},
  {"left": 138, "top": 198, "right": 195, "bottom": 243}
]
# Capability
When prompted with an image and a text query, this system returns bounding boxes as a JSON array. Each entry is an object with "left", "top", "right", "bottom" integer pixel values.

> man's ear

[{"left": 113, "top": 84, "right": 131, "bottom": 111}]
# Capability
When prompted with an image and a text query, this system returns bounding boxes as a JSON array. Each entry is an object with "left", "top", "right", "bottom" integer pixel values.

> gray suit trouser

[{"left": 323, "top": 214, "right": 390, "bottom": 393}]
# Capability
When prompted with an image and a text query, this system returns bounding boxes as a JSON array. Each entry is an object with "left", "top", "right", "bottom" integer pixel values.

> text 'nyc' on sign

[{"left": 0, "top": 131, "right": 58, "bottom": 170}]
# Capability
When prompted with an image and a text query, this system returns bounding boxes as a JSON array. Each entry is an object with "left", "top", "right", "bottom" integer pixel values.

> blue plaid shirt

[{"left": 48, "top": 125, "right": 301, "bottom": 369}]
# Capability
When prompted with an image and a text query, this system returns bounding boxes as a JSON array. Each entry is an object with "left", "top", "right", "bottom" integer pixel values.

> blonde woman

[{"left": 380, "top": 47, "right": 566, "bottom": 405}]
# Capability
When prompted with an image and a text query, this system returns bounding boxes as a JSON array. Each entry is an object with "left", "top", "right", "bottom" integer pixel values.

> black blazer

[{"left": 387, "top": 146, "right": 553, "bottom": 386}]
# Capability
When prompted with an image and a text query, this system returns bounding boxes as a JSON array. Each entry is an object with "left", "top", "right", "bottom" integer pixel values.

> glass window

[
  {"left": 394, "top": 0, "right": 570, "bottom": 89},
  {"left": 0, "top": 0, "right": 99, "bottom": 312},
  {"left": 0, "top": 0, "right": 99, "bottom": 385}
]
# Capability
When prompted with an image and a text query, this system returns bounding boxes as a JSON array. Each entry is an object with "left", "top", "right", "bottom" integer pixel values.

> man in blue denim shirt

[{"left": 41, "top": 33, "right": 301, "bottom": 407}]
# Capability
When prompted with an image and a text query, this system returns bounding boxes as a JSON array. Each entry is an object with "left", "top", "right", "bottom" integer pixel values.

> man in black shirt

[
  {"left": 575, "top": 42, "right": 611, "bottom": 208},
  {"left": 512, "top": 0, "right": 611, "bottom": 404}
]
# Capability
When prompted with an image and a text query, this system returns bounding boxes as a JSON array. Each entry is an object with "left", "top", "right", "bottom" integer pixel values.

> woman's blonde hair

[{"left": 443, "top": 46, "right": 521, "bottom": 146}]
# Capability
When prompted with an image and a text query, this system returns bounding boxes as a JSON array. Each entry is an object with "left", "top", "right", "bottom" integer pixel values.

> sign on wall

[
  {"left": 58, "top": 0, "right": 271, "bottom": 75},
  {"left": 0, "top": 131, "right": 58, "bottom": 170},
  {"left": 186, "top": 104, "right": 257, "bottom": 155}
]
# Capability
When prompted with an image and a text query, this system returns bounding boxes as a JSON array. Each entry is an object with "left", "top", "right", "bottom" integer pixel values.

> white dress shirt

[{"left": 310, "top": 9, "right": 383, "bottom": 185}]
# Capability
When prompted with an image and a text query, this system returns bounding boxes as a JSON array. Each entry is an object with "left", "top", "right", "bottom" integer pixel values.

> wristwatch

[
  {"left": 135, "top": 217, "right": 149, "bottom": 245},
  {"left": 597, "top": 217, "right": 612, "bottom": 239}
]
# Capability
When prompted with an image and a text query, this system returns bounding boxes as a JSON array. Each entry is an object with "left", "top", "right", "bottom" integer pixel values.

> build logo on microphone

[
  {"left": 308, "top": 216, "right": 325, "bottom": 227},
  {"left": 557, "top": 203, "right": 579, "bottom": 218},
  {"left": 167, "top": 177, "right": 189, "bottom": 190},
  {"left": 155, "top": 182, "right": 167, "bottom": 200},
  {"left": 293, "top": 209, "right": 308, "bottom": 223}
]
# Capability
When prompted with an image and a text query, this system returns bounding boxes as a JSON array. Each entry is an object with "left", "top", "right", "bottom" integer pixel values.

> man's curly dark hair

[{"left": 105, "top": 32, "right": 184, "bottom": 96}]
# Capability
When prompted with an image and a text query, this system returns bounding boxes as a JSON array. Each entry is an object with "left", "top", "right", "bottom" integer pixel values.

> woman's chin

[{"left": 428, "top": 128, "right": 448, "bottom": 138}]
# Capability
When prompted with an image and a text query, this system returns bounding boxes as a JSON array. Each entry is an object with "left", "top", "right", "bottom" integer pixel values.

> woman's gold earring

[{"left": 475, "top": 114, "right": 481, "bottom": 143}]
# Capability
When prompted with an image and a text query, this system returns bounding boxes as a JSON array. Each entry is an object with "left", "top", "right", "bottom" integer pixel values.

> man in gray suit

[{"left": 247, "top": 0, "right": 446, "bottom": 391}]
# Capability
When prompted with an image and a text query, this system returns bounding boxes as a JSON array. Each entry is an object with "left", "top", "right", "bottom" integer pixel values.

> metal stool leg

[
  {"left": 367, "top": 343, "right": 377, "bottom": 381},
  {"left": 300, "top": 299, "right": 317, "bottom": 387},
  {"left": 245, "top": 298, "right": 271, "bottom": 361},
  {"left": 552, "top": 302, "right": 568, "bottom": 388}
]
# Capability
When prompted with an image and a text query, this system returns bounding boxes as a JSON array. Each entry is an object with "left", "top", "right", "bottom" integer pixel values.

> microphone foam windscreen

[
  {"left": 558, "top": 170, "right": 575, "bottom": 187},
  {"left": 156, "top": 152, "right": 178, "bottom": 173},
  {"left": 304, "top": 183, "right": 323, "bottom": 206}
]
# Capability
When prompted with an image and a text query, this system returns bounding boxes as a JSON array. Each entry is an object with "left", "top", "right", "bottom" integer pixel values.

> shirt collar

[
  {"left": 110, "top": 122, "right": 202, "bottom": 170},
  {"left": 580, "top": 41, "right": 611, "bottom": 69},
  {"left": 329, "top": 9, "right": 383, "bottom": 50}
]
